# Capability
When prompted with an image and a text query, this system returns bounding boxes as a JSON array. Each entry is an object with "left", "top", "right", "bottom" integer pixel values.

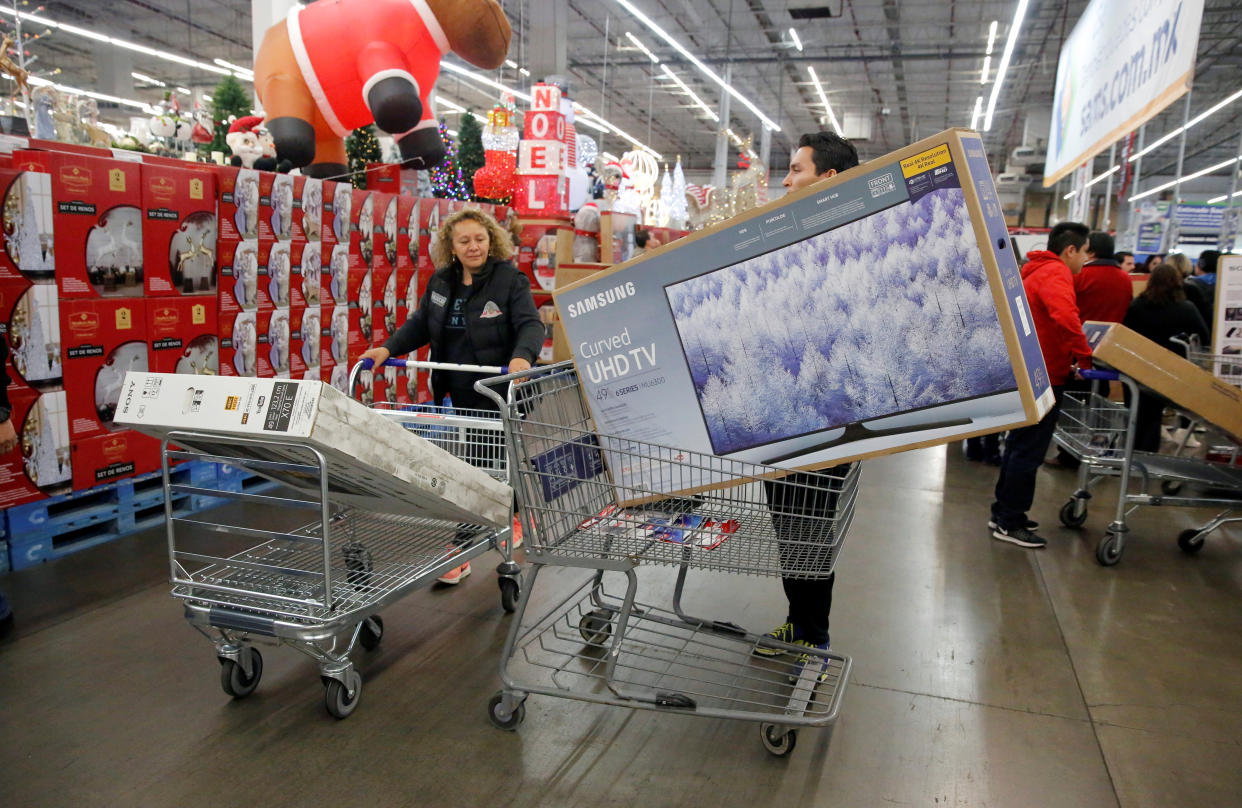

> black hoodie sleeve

[
  {"left": 383, "top": 281, "right": 433, "bottom": 357},
  {"left": 506, "top": 270, "right": 545, "bottom": 364}
]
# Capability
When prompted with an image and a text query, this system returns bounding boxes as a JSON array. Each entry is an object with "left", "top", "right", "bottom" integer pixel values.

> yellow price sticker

[{"left": 900, "top": 144, "right": 951, "bottom": 178}]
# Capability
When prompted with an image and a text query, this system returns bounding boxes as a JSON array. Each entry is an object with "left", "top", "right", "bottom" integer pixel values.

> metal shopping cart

[
  {"left": 161, "top": 360, "right": 519, "bottom": 719},
  {"left": 475, "top": 362, "right": 858, "bottom": 756},
  {"left": 1053, "top": 365, "right": 1242, "bottom": 566}
]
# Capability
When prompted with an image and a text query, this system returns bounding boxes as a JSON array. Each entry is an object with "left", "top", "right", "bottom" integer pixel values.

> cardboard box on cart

[
  {"left": 1083, "top": 321, "right": 1242, "bottom": 440},
  {"left": 554, "top": 129, "right": 1055, "bottom": 503},
  {"left": 114, "top": 371, "right": 513, "bottom": 527}
]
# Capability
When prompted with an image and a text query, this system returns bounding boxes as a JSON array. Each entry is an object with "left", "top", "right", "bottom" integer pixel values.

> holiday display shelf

[{"left": 2, "top": 460, "right": 275, "bottom": 573}]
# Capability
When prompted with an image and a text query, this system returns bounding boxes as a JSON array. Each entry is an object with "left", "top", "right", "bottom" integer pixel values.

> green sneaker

[
  {"left": 753, "top": 621, "right": 799, "bottom": 657},
  {"left": 790, "top": 639, "right": 832, "bottom": 683}
]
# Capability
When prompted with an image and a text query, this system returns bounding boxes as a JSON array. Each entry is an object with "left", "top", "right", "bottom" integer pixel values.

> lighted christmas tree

[
  {"left": 345, "top": 125, "right": 381, "bottom": 188},
  {"left": 658, "top": 165, "right": 673, "bottom": 227},
  {"left": 428, "top": 119, "right": 471, "bottom": 200},
  {"left": 208, "top": 74, "right": 252, "bottom": 155},
  {"left": 456, "top": 110, "right": 485, "bottom": 200},
  {"left": 670, "top": 156, "right": 688, "bottom": 228}
]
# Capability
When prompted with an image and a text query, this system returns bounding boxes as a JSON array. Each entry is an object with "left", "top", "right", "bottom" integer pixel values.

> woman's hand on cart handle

[{"left": 360, "top": 346, "right": 391, "bottom": 370}]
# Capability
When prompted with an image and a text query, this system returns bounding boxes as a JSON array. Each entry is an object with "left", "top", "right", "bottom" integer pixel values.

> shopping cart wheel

[
  {"left": 219, "top": 646, "right": 263, "bottom": 699},
  {"left": 324, "top": 670, "right": 363, "bottom": 719},
  {"left": 1161, "top": 480, "right": 1183, "bottom": 496},
  {"left": 578, "top": 609, "right": 613, "bottom": 646},
  {"left": 1059, "top": 499, "right": 1088, "bottom": 528},
  {"left": 760, "top": 723, "right": 797, "bottom": 757},
  {"left": 488, "top": 691, "right": 526, "bottom": 730},
  {"left": 359, "top": 615, "right": 384, "bottom": 651},
  {"left": 499, "top": 577, "right": 521, "bottom": 613},
  {"left": 1095, "top": 535, "right": 1122, "bottom": 566},
  {"left": 1177, "top": 528, "right": 1206, "bottom": 554}
]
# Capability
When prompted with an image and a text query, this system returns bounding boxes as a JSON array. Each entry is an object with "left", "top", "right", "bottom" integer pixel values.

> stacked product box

[
  {"left": 142, "top": 164, "right": 218, "bottom": 297},
  {"left": 516, "top": 218, "right": 572, "bottom": 295},
  {"left": 0, "top": 164, "right": 70, "bottom": 505},
  {"left": 346, "top": 188, "right": 373, "bottom": 398},
  {"left": 371, "top": 192, "right": 397, "bottom": 403},
  {"left": 292, "top": 177, "right": 323, "bottom": 381},
  {"left": 216, "top": 237, "right": 270, "bottom": 376},
  {"left": 392, "top": 195, "right": 421, "bottom": 405},
  {"left": 50, "top": 153, "right": 159, "bottom": 487},
  {"left": 321, "top": 180, "right": 355, "bottom": 393}
]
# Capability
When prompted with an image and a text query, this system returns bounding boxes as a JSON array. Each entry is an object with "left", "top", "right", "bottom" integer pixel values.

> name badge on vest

[
  {"left": 480, "top": 301, "right": 503, "bottom": 319},
  {"left": 431, "top": 291, "right": 447, "bottom": 307}
]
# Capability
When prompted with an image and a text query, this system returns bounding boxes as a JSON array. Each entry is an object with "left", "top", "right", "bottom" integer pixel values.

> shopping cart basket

[
  {"left": 475, "top": 362, "right": 858, "bottom": 756},
  {"left": 1054, "top": 367, "right": 1242, "bottom": 565},
  {"left": 161, "top": 360, "right": 519, "bottom": 719}
]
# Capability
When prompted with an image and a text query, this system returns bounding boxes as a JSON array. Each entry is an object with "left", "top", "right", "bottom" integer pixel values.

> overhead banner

[{"left": 1044, "top": 0, "right": 1204, "bottom": 187}]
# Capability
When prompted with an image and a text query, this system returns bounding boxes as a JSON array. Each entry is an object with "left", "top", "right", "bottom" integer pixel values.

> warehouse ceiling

[{"left": 18, "top": 0, "right": 1242, "bottom": 196}]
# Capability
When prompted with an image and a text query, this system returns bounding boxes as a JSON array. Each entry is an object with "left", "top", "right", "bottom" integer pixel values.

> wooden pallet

[{"left": 2, "top": 462, "right": 271, "bottom": 572}]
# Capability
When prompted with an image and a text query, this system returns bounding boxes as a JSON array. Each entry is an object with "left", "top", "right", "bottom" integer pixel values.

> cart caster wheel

[
  {"left": 499, "top": 577, "right": 521, "bottom": 613},
  {"left": 1059, "top": 500, "right": 1087, "bottom": 528},
  {"left": 760, "top": 723, "right": 797, "bottom": 757},
  {"left": 359, "top": 615, "right": 384, "bottom": 651},
  {"left": 1096, "top": 535, "right": 1122, "bottom": 566},
  {"left": 488, "top": 691, "right": 526, "bottom": 730},
  {"left": 578, "top": 609, "right": 613, "bottom": 645},
  {"left": 324, "top": 670, "right": 362, "bottom": 719},
  {"left": 1177, "top": 528, "right": 1206, "bottom": 554},
  {"left": 219, "top": 646, "right": 263, "bottom": 699},
  {"left": 1161, "top": 480, "right": 1183, "bottom": 496}
]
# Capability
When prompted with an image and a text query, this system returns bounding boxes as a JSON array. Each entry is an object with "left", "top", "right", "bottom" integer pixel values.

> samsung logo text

[{"left": 566, "top": 281, "right": 637, "bottom": 318}]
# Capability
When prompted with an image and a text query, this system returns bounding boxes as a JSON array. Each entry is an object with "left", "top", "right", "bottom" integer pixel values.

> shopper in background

[
  {"left": 361, "top": 208, "right": 542, "bottom": 585},
  {"left": 989, "top": 222, "right": 1093, "bottom": 549},
  {"left": 1116, "top": 251, "right": 1136, "bottom": 273},
  {"left": 752, "top": 131, "right": 858, "bottom": 680},
  {"left": 1185, "top": 249, "right": 1219, "bottom": 333},
  {"left": 1142, "top": 254, "right": 1163, "bottom": 272},
  {"left": 0, "top": 336, "right": 16, "bottom": 639},
  {"left": 1122, "top": 265, "right": 1210, "bottom": 452},
  {"left": 633, "top": 229, "right": 661, "bottom": 256},
  {"left": 1074, "top": 232, "right": 1133, "bottom": 324}
]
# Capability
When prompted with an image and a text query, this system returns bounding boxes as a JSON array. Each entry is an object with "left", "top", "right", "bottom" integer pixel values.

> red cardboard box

[
  {"left": 60, "top": 297, "right": 148, "bottom": 439},
  {"left": 268, "top": 173, "right": 304, "bottom": 243},
  {"left": 0, "top": 387, "right": 71, "bottom": 507},
  {"left": 2, "top": 278, "right": 62, "bottom": 393},
  {"left": 50, "top": 154, "right": 144, "bottom": 298},
  {"left": 10, "top": 149, "right": 50, "bottom": 172},
  {"left": 301, "top": 177, "right": 323, "bottom": 245},
  {"left": 143, "top": 164, "right": 217, "bottom": 296},
  {"left": 517, "top": 219, "right": 571, "bottom": 292},
  {"left": 266, "top": 305, "right": 294, "bottom": 378},
  {"left": 71, "top": 428, "right": 160, "bottom": 491},
  {"left": 291, "top": 302, "right": 319, "bottom": 380},
  {"left": 364, "top": 162, "right": 422, "bottom": 196},
  {"left": 293, "top": 240, "right": 320, "bottom": 308},
  {"left": 147, "top": 297, "right": 218, "bottom": 375},
  {"left": 324, "top": 242, "right": 349, "bottom": 306},
  {"left": 263, "top": 240, "right": 293, "bottom": 308},
  {"left": 329, "top": 180, "right": 353, "bottom": 246},
  {"left": 326, "top": 303, "right": 350, "bottom": 391},
  {"left": 217, "top": 239, "right": 271, "bottom": 314},
  {"left": 218, "top": 307, "right": 274, "bottom": 377},
  {"left": 351, "top": 188, "right": 374, "bottom": 268},
  {"left": 216, "top": 166, "right": 273, "bottom": 242},
  {"left": 0, "top": 168, "right": 55, "bottom": 282}
]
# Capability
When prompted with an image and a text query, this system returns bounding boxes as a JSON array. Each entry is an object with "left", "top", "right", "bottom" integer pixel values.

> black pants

[
  {"left": 763, "top": 467, "right": 848, "bottom": 646},
  {"left": 990, "top": 386, "right": 1064, "bottom": 530},
  {"left": 1124, "top": 385, "right": 1167, "bottom": 454}
]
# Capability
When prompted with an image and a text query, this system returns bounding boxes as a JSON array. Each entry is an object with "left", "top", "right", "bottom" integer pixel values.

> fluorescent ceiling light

[
  {"left": 1128, "top": 87, "right": 1242, "bottom": 163},
  {"left": 131, "top": 71, "right": 166, "bottom": 87},
  {"left": 433, "top": 95, "right": 486, "bottom": 122},
  {"left": 1063, "top": 190, "right": 1076, "bottom": 200},
  {"left": 789, "top": 28, "right": 802, "bottom": 52},
  {"left": 807, "top": 66, "right": 842, "bottom": 136},
  {"left": 983, "top": 0, "right": 1029, "bottom": 131},
  {"left": 1207, "top": 190, "right": 1241, "bottom": 204},
  {"left": 611, "top": 0, "right": 781, "bottom": 131},
  {"left": 519, "top": 68, "right": 531, "bottom": 77},
  {"left": 7, "top": 73, "right": 157, "bottom": 113},
  {"left": 986, "top": 20, "right": 998, "bottom": 54},
  {"left": 504, "top": 59, "right": 518, "bottom": 69},
  {"left": 202, "top": 94, "right": 212, "bottom": 102},
  {"left": 981, "top": 55, "right": 991, "bottom": 84},
  {"left": 970, "top": 95, "right": 983, "bottom": 130},
  {"left": 441, "top": 61, "right": 532, "bottom": 102},
  {"left": 1086, "top": 164, "right": 1120, "bottom": 187},
  {"left": 574, "top": 116, "right": 610, "bottom": 132},
  {"left": 214, "top": 58, "right": 253, "bottom": 77},
  {"left": 176, "top": 86, "right": 191, "bottom": 95},
  {"left": 624, "top": 31, "right": 659, "bottom": 63},
  {"left": 1130, "top": 155, "right": 1240, "bottom": 202},
  {"left": 660, "top": 64, "right": 719, "bottom": 121}
]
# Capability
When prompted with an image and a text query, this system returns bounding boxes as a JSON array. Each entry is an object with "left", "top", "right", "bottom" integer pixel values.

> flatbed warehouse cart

[
  {"left": 476, "top": 362, "right": 857, "bottom": 756},
  {"left": 1053, "top": 364, "right": 1242, "bottom": 566},
  {"left": 159, "top": 359, "right": 519, "bottom": 719}
]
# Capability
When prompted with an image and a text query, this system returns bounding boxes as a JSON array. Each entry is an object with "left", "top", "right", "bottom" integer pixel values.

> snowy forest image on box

[{"left": 666, "top": 187, "right": 1016, "bottom": 454}]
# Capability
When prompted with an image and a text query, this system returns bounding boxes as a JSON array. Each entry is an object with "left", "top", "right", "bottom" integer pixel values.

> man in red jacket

[
  {"left": 1074, "top": 232, "right": 1133, "bottom": 324},
  {"left": 990, "top": 222, "right": 1093, "bottom": 548}
]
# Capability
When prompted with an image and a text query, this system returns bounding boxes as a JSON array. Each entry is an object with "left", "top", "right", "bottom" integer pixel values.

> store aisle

[{"left": 2, "top": 446, "right": 1240, "bottom": 808}]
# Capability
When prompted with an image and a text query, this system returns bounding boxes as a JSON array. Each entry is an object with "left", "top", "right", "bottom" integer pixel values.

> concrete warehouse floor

[{"left": 2, "top": 446, "right": 1240, "bottom": 807}]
